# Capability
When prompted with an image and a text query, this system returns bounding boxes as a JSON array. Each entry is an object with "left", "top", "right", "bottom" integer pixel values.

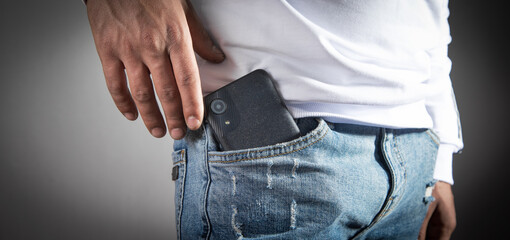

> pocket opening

[{"left": 207, "top": 118, "right": 329, "bottom": 163}]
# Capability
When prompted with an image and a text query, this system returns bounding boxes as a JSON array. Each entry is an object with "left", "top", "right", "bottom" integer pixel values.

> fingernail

[
  {"left": 151, "top": 127, "right": 165, "bottom": 138},
  {"left": 123, "top": 112, "right": 136, "bottom": 121},
  {"left": 170, "top": 128, "right": 185, "bottom": 139},
  {"left": 212, "top": 45, "right": 226, "bottom": 59},
  {"left": 187, "top": 116, "right": 201, "bottom": 130}
]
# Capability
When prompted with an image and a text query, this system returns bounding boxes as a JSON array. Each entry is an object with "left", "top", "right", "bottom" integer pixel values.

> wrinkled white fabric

[{"left": 197, "top": 0, "right": 463, "bottom": 183}]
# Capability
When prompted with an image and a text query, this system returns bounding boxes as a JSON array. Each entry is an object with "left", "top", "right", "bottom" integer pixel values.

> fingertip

[
  {"left": 186, "top": 116, "right": 202, "bottom": 130},
  {"left": 170, "top": 128, "right": 186, "bottom": 140},
  {"left": 151, "top": 127, "right": 166, "bottom": 138},
  {"left": 194, "top": 44, "right": 225, "bottom": 63},
  {"left": 123, "top": 112, "right": 137, "bottom": 121},
  {"left": 211, "top": 45, "right": 226, "bottom": 63}
]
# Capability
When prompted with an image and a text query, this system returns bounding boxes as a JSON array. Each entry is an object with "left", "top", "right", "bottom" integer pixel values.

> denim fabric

[{"left": 172, "top": 118, "right": 439, "bottom": 239}]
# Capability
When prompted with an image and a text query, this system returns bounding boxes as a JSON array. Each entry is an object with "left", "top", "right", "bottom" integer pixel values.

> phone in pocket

[{"left": 204, "top": 69, "right": 301, "bottom": 151}]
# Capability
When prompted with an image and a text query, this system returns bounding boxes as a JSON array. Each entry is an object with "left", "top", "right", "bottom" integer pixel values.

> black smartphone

[{"left": 204, "top": 69, "right": 301, "bottom": 151}]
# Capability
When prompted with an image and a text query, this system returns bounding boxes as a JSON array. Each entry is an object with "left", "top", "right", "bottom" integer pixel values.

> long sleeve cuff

[{"left": 433, "top": 144, "right": 457, "bottom": 185}]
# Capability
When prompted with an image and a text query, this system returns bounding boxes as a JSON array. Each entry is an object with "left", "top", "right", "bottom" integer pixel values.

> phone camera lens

[{"left": 211, "top": 99, "right": 227, "bottom": 114}]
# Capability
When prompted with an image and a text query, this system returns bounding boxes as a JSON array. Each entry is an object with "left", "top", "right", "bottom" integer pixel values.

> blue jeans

[{"left": 172, "top": 118, "right": 439, "bottom": 239}]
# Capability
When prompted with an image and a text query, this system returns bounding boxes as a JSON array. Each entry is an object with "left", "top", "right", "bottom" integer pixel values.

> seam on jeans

[
  {"left": 375, "top": 134, "right": 407, "bottom": 218},
  {"left": 203, "top": 126, "right": 213, "bottom": 240},
  {"left": 208, "top": 122, "right": 328, "bottom": 158},
  {"left": 425, "top": 130, "right": 440, "bottom": 146},
  {"left": 207, "top": 127, "right": 329, "bottom": 163},
  {"left": 176, "top": 150, "right": 187, "bottom": 240},
  {"left": 388, "top": 133, "right": 407, "bottom": 211},
  {"left": 352, "top": 129, "right": 394, "bottom": 239}
]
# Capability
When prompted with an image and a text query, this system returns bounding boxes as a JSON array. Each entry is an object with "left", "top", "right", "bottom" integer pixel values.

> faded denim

[{"left": 172, "top": 118, "right": 439, "bottom": 239}]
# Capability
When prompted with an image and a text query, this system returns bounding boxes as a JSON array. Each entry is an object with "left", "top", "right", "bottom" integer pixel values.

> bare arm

[{"left": 86, "top": 0, "right": 224, "bottom": 139}]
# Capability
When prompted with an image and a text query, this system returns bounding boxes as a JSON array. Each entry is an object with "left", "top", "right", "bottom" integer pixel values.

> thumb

[{"left": 184, "top": 0, "right": 225, "bottom": 63}]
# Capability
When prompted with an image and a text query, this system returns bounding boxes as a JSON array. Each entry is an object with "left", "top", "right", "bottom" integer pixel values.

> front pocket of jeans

[
  {"left": 205, "top": 120, "right": 332, "bottom": 238},
  {"left": 171, "top": 149, "right": 186, "bottom": 239},
  {"left": 207, "top": 119, "right": 330, "bottom": 164},
  {"left": 205, "top": 120, "right": 389, "bottom": 239}
]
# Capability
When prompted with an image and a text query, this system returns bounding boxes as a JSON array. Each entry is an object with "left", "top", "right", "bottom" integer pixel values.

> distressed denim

[{"left": 172, "top": 118, "right": 439, "bottom": 239}]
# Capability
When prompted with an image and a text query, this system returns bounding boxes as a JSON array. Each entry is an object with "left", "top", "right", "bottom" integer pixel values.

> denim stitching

[
  {"left": 203, "top": 127, "right": 213, "bottom": 240},
  {"left": 352, "top": 129, "right": 394, "bottom": 239},
  {"left": 173, "top": 150, "right": 187, "bottom": 165},
  {"left": 379, "top": 134, "right": 404, "bottom": 215},
  {"left": 382, "top": 133, "right": 408, "bottom": 214},
  {"left": 425, "top": 130, "right": 440, "bottom": 146},
  {"left": 377, "top": 133, "right": 409, "bottom": 217},
  {"left": 353, "top": 129, "right": 411, "bottom": 239},
  {"left": 207, "top": 126, "right": 329, "bottom": 163},
  {"left": 174, "top": 150, "right": 186, "bottom": 240},
  {"left": 208, "top": 122, "right": 328, "bottom": 158}
]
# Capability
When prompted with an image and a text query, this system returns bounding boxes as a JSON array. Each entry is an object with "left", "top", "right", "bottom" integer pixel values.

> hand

[
  {"left": 86, "top": 0, "right": 225, "bottom": 139},
  {"left": 419, "top": 181, "right": 457, "bottom": 240}
]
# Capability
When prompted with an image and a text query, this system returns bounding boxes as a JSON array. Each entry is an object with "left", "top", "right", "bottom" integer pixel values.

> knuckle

[
  {"left": 165, "top": 24, "right": 185, "bottom": 47},
  {"left": 107, "top": 84, "right": 131, "bottom": 106},
  {"left": 129, "top": 68, "right": 148, "bottom": 81},
  {"left": 107, "top": 81, "right": 125, "bottom": 96},
  {"left": 178, "top": 72, "right": 197, "bottom": 87},
  {"left": 102, "top": 64, "right": 120, "bottom": 77},
  {"left": 438, "top": 220, "right": 456, "bottom": 234},
  {"left": 166, "top": 114, "right": 185, "bottom": 123},
  {"left": 98, "top": 34, "right": 115, "bottom": 49},
  {"left": 115, "top": 100, "right": 132, "bottom": 109},
  {"left": 133, "top": 89, "right": 153, "bottom": 103},
  {"left": 140, "top": 32, "right": 165, "bottom": 54},
  {"left": 158, "top": 87, "right": 179, "bottom": 103},
  {"left": 165, "top": 115, "right": 186, "bottom": 129},
  {"left": 113, "top": 93, "right": 131, "bottom": 105},
  {"left": 119, "top": 38, "right": 135, "bottom": 55},
  {"left": 447, "top": 219, "right": 457, "bottom": 232}
]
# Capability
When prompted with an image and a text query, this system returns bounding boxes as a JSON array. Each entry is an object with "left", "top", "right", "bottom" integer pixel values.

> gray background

[{"left": 0, "top": 0, "right": 507, "bottom": 239}]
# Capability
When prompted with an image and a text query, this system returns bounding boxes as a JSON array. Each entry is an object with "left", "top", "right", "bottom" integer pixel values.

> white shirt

[{"left": 191, "top": 0, "right": 463, "bottom": 184}]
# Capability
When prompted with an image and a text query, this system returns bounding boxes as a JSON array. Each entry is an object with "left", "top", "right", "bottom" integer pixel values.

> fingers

[
  {"left": 124, "top": 61, "right": 167, "bottom": 138},
  {"left": 102, "top": 58, "right": 138, "bottom": 121},
  {"left": 91, "top": 0, "right": 223, "bottom": 139},
  {"left": 184, "top": 0, "right": 225, "bottom": 63},
  {"left": 147, "top": 56, "right": 187, "bottom": 139},
  {"left": 167, "top": 25, "right": 204, "bottom": 131}
]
